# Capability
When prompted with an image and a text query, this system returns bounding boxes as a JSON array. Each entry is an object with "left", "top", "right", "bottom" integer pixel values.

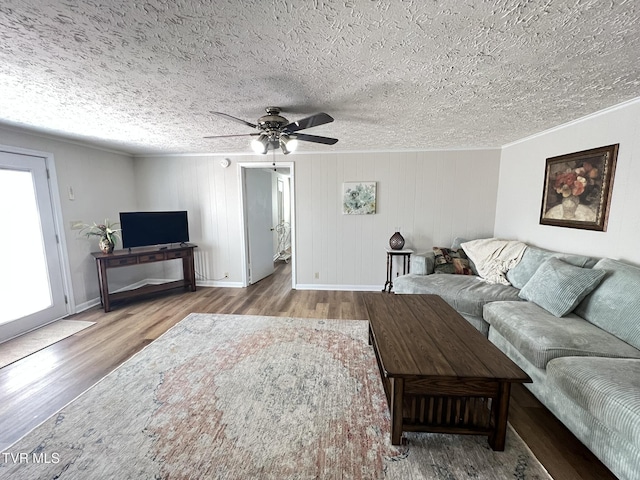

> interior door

[
  {"left": 244, "top": 168, "right": 275, "bottom": 284},
  {"left": 0, "top": 151, "right": 67, "bottom": 343}
]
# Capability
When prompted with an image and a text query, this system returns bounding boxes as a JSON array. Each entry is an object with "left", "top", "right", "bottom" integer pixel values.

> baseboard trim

[
  {"left": 76, "top": 278, "right": 244, "bottom": 314},
  {"left": 196, "top": 280, "right": 244, "bottom": 288},
  {"left": 295, "top": 284, "right": 382, "bottom": 292},
  {"left": 77, "top": 280, "right": 381, "bottom": 313},
  {"left": 74, "top": 298, "right": 101, "bottom": 313}
]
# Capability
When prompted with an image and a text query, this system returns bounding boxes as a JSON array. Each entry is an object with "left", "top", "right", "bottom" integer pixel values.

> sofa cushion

[
  {"left": 518, "top": 257, "right": 605, "bottom": 317},
  {"left": 393, "top": 274, "right": 520, "bottom": 318},
  {"left": 412, "top": 251, "right": 435, "bottom": 275},
  {"left": 506, "top": 246, "right": 599, "bottom": 289},
  {"left": 547, "top": 357, "right": 640, "bottom": 447},
  {"left": 433, "top": 247, "right": 473, "bottom": 275},
  {"left": 575, "top": 258, "right": 640, "bottom": 350},
  {"left": 483, "top": 301, "right": 640, "bottom": 369}
]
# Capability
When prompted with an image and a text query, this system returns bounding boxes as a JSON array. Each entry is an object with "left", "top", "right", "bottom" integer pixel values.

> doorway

[
  {"left": 0, "top": 149, "right": 70, "bottom": 343},
  {"left": 239, "top": 162, "right": 295, "bottom": 289}
]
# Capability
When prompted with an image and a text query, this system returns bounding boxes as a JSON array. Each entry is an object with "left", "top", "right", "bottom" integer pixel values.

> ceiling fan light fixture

[
  {"left": 251, "top": 134, "right": 268, "bottom": 154},
  {"left": 208, "top": 108, "right": 338, "bottom": 153},
  {"left": 280, "top": 135, "right": 298, "bottom": 155}
]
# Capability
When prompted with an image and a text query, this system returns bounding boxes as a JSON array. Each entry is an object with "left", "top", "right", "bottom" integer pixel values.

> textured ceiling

[{"left": 0, "top": 1, "right": 639, "bottom": 156}]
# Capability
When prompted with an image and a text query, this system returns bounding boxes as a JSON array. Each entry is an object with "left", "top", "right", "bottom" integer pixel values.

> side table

[{"left": 383, "top": 248, "right": 413, "bottom": 293}]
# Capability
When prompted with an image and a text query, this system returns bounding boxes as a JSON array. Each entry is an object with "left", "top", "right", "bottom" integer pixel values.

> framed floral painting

[
  {"left": 343, "top": 182, "right": 376, "bottom": 214},
  {"left": 539, "top": 144, "right": 618, "bottom": 231}
]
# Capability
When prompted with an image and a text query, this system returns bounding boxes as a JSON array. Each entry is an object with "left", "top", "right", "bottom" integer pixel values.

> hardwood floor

[{"left": 0, "top": 262, "right": 616, "bottom": 479}]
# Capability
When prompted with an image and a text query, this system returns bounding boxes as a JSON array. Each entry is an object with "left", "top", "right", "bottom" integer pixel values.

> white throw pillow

[{"left": 461, "top": 238, "right": 527, "bottom": 285}]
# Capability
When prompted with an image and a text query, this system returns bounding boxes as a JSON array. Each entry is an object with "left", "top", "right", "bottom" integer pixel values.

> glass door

[{"left": 0, "top": 151, "right": 67, "bottom": 343}]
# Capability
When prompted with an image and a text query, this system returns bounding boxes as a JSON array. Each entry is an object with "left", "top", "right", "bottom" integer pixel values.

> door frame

[
  {"left": 0, "top": 144, "right": 74, "bottom": 333},
  {"left": 237, "top": 161, "right": 296, "bottom": 289}
]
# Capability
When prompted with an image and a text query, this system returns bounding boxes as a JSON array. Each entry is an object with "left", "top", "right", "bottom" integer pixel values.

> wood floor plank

[{"left": 0, "top": 262, "right": 617, "bottom": 478}]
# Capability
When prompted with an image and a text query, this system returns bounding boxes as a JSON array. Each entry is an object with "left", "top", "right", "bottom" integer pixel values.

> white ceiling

[{"left": 0, "top": 1, "right": 639, "bottom": 156}]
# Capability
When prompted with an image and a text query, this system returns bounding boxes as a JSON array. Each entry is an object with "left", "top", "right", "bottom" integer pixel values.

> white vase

[{"left": 561, "top": 195, "right": 579, "bottom": 219}]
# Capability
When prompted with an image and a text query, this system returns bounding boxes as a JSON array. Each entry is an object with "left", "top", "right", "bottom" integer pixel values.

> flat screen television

[{"left": 119, "top": 211, "right": 189, "bottom": 249}]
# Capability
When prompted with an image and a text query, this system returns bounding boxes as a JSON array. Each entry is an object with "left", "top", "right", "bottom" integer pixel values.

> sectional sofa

[{"left": 393, "top": 239, "right": 640, "bottom": 480}]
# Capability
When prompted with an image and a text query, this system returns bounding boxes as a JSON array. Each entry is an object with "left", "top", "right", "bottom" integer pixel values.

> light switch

[{"left": 68, "top": 186, "right": 75, "bottom": 200}]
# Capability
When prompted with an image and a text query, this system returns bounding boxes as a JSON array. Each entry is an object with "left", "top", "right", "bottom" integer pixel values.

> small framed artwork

[
  {"left": 343, "top": 181, "right": 376, "bottom": 214},
  {"left": 539, "top": 144, "right": 618, "bottom": 231}
]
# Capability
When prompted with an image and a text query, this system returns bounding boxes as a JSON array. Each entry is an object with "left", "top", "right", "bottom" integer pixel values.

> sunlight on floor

[{"left": 2, "top": 348, "right": 60, "bottom": 394}]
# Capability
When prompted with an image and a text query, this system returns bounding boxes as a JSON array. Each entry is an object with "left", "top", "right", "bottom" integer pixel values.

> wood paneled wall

[
  {"left": 135, "top": 149, "right": 500, "bottom": 290},
  {"left": 295, "top": 150, "right": 500, "bottom": 288}
]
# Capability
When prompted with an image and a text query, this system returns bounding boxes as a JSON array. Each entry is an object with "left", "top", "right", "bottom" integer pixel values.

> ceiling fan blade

[
  {"left": 203, "top": 133, "right": 259, "bottom": 139},
  {"left": 292, "top": 133, "right": 339, "bottom": 145},
  {"left": 211, "top": 111, "right": 257, "bottom": 129},
  {"left": 283, "top": 112, "right": 334, "bottom": 133}
]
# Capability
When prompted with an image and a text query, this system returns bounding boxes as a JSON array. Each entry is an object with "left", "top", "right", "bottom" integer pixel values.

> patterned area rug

[{"left": 0, "top": 314, "right": 551, "bottom": 479}]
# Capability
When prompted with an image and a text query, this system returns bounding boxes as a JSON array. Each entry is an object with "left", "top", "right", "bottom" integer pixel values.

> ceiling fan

[{"left": 205, "top": 107, "right": 338, "bottom": 154}]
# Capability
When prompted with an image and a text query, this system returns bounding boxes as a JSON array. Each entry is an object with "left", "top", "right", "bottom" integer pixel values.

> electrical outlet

[
  {"left": 314, "top": 272, "right": 319, "bottom": 279},
  {"left": 70, "top": 220, "right": 84, "bottom": 230},
  {"left": 224, "top": 272, "right": 229, "bottom": 278}
]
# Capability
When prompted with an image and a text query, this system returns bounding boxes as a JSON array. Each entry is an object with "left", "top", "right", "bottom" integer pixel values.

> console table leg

[
  {"left": 95, "top": 261, "right": 110, "bottom": 312},
  {"left": 390, "top": 377, "right": 405, "bottom": 445},
  {"left": 182, "top": 254, "right": 197, "bottom": 292}
]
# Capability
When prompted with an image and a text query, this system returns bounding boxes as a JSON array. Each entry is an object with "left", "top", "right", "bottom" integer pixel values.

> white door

[
  {"left": 0, "top": 151, "right": 67, "bottom": 343},
  {"left": 244, "top": 168, "right": 275, "bottom": 284}
]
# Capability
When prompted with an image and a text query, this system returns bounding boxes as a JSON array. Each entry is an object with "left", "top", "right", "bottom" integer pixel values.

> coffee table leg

[
  {"left": 390, "top": 377, "right": 404, "bottom": 445},
  {"left": 489, "top": 382, "right": 511, "bottom": 451}
]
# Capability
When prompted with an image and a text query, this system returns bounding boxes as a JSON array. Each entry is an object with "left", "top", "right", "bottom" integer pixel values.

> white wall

[
  {"left": 135, "top": 149, "right": 501, "bottom": 290},
  {"left": 0, "top": 126, "right": 138, "bottom": 310},
  {"left": 295, "top": 150, "right": 500, "bottom": 289},
  {"left": 495, "top": 98, "right": 640, "bottom": 265},
  {"left": 133, "top": 155, "right": 248, "bottom": 285}
]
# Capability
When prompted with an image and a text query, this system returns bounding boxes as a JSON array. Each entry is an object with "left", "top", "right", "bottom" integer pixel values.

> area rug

[
  {"left": 0, "top": 314, "right": 552, "bottom": 479},
  {"left": 0, "top": 320, "right": 95, "bottom": 369}
]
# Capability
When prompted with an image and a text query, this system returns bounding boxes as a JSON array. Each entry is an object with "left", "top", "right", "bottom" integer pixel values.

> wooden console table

[{"left": 92, "top": 244, "right": 197, "bottom": 312}]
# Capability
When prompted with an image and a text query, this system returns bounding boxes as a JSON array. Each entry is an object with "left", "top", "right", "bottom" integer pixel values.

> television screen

[{"left": 119, "top": 211, "right": 189, "bottom": 248}]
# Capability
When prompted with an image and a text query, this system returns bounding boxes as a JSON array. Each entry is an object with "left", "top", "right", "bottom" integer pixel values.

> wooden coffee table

[{"left": 364, "top": 293, "right": 531, "bottom": 450}]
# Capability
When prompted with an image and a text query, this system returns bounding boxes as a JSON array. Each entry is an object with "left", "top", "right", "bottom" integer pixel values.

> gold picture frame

[{"left": 540, "top": 144, "right": 618, "bottom": 231}]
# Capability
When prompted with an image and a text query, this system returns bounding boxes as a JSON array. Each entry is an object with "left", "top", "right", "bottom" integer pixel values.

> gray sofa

[
  {"left": 392, "top": 238, "right": 520, "bottom": 335},
  {"left": 393, "top": 240, "right": 640, "bottom": 480}
]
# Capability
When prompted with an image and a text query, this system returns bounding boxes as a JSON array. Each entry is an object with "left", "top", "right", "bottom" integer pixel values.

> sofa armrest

[{"left": 412, "top": 251, "right": 435, "bottom": 275}]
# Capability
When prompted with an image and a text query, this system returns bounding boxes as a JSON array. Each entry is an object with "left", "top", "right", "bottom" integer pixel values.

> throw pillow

[
  {"left": 518, "top": 257, "right": 606, "bottom": 317},
  {"left": 433, "top": 247, "right": 473, "bottom": 275},
  {"left": 461, "top": 238, "right": 527, "bottom": 285}
]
